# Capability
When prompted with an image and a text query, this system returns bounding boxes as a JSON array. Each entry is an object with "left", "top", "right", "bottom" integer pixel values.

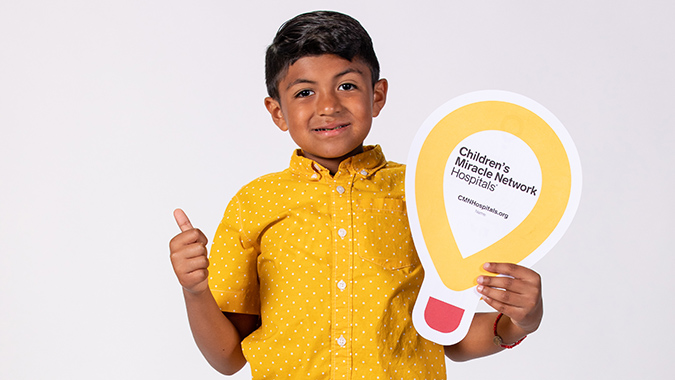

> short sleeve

[{"left": 208, "top": 195, "right": 260, "bottom": 315}]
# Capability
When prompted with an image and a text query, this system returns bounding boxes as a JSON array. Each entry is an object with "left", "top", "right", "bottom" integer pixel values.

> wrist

[
  {"left": 182, "top": 285, "right": 212, "bottom": 299},
  {"left": 493, "top": 313, "right": 527, "bottom": 349}
]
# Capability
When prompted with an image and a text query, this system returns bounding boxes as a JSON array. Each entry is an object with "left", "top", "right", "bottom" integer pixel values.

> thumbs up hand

[{"left": 169, "top": 209, "right": 210, "bottom": 294}]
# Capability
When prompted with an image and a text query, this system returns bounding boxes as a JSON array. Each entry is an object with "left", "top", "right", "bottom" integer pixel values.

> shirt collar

[{"left": 289, "top": 145, "right": 387, "bottom": 180}]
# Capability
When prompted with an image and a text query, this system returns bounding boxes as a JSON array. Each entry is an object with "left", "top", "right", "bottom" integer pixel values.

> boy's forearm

[
  {"left": 182, "top": 289, "right": 247, "bottom": 375},
  {"left": 444, "top": 312, "right": 527, "bottom": 362}
]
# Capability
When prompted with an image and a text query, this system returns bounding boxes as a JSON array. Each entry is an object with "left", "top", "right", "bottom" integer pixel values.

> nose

[{"left": 317, "top": 90, "right": 341, "bottom": 116}]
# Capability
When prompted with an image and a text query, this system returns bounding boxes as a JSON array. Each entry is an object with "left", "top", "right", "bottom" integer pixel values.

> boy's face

[{"left": 265, "top": 54, "right": 387, "bottom": 172}]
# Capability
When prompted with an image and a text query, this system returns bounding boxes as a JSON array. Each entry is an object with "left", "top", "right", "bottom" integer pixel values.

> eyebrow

[{"left": 285, "top": 68, "right": 364, "bottom": 90}]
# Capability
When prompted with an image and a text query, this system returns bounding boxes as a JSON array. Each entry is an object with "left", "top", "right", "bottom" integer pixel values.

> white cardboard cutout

[{"left": 407, "top": 90, "right": 582, "bottom": 345}]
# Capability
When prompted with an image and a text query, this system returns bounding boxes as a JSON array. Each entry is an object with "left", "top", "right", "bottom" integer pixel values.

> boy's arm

[
  {"left": 444, "top": 262, "right": 543, "bottom": 362},
  {"left": 170, "top": 209, "right": 256, "bottom": 375}
]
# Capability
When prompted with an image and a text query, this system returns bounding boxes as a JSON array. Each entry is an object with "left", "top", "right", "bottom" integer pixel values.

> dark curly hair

[{"left": 265, "top": 11, "right": 380, "bottom": 100}]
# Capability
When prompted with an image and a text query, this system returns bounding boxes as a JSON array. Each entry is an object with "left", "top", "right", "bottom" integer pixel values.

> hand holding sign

[
  {"left": 407, "top": 91, "right": 581, "bottom": 345},
  {"left": 169, "top": 209, "right": 210, "bottom": 294},
  {"left": 477, "top": 262, "right": 543, "bottom": 335}
]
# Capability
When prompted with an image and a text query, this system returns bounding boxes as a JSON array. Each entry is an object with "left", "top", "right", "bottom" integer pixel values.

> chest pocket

[{"left": 353, "top": 197, "right": 419, "bottom": 270}]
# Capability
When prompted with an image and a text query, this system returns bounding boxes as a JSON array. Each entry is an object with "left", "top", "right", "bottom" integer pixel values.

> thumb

[{"left": 173, "top": 208, "right": 194, "bottom": 232}]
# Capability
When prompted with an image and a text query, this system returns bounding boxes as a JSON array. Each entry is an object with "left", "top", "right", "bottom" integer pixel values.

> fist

[{"left": 169, "top": 209, "right": 210, "bottom": 294}]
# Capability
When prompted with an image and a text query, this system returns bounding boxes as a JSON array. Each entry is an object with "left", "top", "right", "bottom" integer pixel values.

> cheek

[
  {"left": 280, "top": 109, "right": 302, "bottom": 132},
  {"left": 285, "top": 104, "right": 311, "bottom": 123},
  {"left": 350, "top": 97, "right": 371, "bottom": 118},
  {"left": 362, "top": 94, "right": 376, "bottom": 116}
]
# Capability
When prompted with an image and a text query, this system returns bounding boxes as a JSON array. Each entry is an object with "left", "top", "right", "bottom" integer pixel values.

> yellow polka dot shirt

[{"left": 209, "top": 146, "right": 446, "bottom": 379}]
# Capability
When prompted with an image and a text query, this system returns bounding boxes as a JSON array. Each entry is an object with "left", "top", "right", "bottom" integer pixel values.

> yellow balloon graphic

[
  {"left": 408, "top": 91, "right": 581, "bottom": 345},
  {"left": 416, "top": 101, "right": 571, "bottom": 290}
]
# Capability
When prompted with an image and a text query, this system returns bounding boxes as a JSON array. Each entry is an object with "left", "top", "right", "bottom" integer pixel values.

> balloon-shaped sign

[{"left": 407, "top": 90, "right": 582, "bottom": 345}]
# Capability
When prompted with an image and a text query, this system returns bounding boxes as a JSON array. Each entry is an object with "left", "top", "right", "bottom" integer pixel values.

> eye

[
  {"left": 339, "top": 83, "right": 357, "bottom": 91},
  {"left": 295, "top": 89, "right": 314, "bottom": 98}
]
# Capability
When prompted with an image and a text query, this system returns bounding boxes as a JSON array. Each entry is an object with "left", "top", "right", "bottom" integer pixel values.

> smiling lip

[{"left": 313, "top": 123, "right": 350, "bottom": 132}]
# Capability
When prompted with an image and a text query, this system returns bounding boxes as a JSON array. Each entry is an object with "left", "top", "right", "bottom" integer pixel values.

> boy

[{"left": 170, "top": 11, "right": 543, "bottom": 379}]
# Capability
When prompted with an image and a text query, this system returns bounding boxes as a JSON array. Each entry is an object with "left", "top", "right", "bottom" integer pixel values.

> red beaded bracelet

[{"left": 493, "top": 313, "right": 527, "bottom": 349}]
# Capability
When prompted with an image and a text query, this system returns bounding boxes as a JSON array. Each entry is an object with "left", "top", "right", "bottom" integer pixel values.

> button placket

[
  {"left": 335, "top": 182, "right": 348, "bottom": 240},
  {"left": 330, "top": 175, "right": 353, "bottom": 375}
]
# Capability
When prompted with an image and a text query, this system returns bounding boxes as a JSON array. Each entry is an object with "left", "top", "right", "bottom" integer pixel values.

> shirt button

[
  {"left": 337, "top": 280, "right": 346, "bottom": 290},
  {"left": 310, "top": 174, "right": 318, "bottom": 180},
  {"left": 338, "top": 228, "right": 347, "bottom": 238},
  {"left": 336, "top": 185, "right": 345, "bottom": 194},
  {"left": 360, "top": 169, "right": 368, "bottom": 176},
  {"left": 337, "top": 335, "right": 347, "bottom": 347}
]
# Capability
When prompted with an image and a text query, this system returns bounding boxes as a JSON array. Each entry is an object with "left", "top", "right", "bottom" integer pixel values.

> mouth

[{"left": 314, "top": 123, "right": 349, "bottom": 132}]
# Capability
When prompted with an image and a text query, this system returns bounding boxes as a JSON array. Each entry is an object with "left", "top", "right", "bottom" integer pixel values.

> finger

[
  {"left": 170, "top": 225, "right": 208, "bottom": 253},
  {"left": 169, "top": 229, "right": 209, "bottom": 255},
  {"left": 174, "top": 208, "right": 194, "bottom": 232},
  {"left": 477, "top": 275, "right": 531, "bottom": 295},
  {"left": 483, "top": 262, "right": 541, "bottom": 284},
  {"left": 182, "top": 241, "right": 209, "bottom": 259},
  {"left": 176, "top": 254, "right": 210, "bottom": 274},
  {"left": 177, "top": 269, "right": 210, "bottom": 293},
  {"left": 481, "top": 296, "right": 528, "bottom": 324},
  {"left": 477, "top": 284, "right": 528, "bottom": 308}
]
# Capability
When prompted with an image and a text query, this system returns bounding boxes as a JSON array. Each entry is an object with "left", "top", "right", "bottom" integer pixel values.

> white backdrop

[{"left": 1, "top": 1, "right": 673, "bottom": 379}]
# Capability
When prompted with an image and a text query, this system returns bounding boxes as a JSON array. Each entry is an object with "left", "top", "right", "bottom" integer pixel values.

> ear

[
  {"left": 371, "top": 78, "right": 388, "bottom": 118},
  {"left": 264, "top": 97, "right": 288, "bottom": 131}
]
